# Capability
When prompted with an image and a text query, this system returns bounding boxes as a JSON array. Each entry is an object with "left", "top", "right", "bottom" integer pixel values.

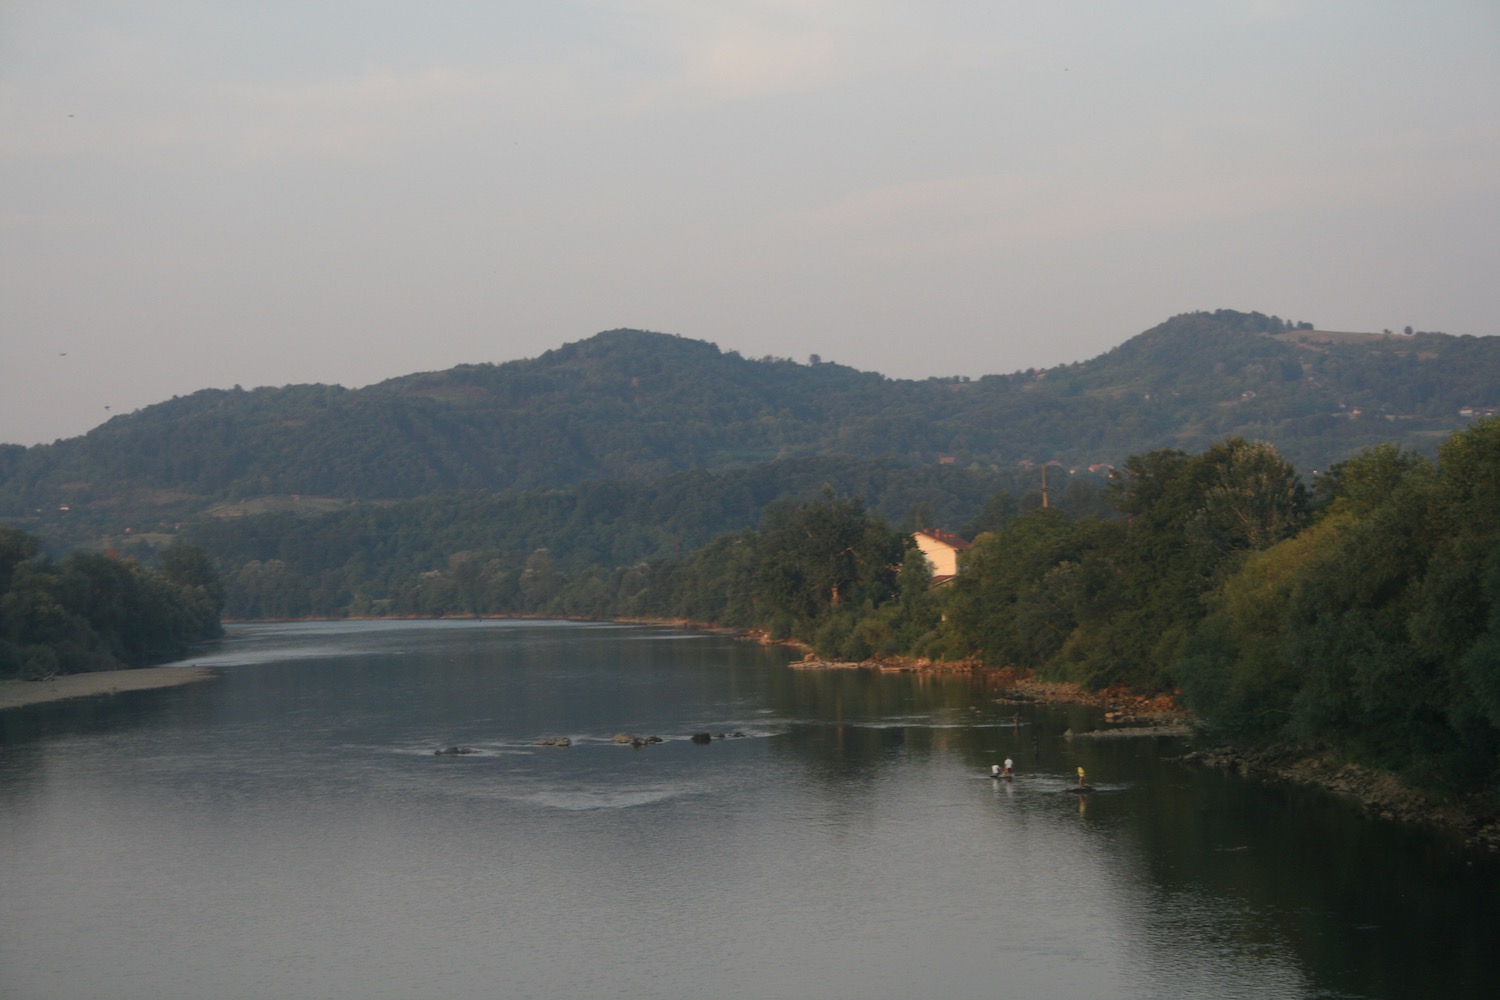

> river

[{"left": 0, "top": 620, "right": 1492, "bottom": 999}]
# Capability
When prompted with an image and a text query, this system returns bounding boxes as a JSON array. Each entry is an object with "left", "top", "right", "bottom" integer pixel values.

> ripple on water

[{"left": 522, "top": 784, "right": 699, "bottom": 811}]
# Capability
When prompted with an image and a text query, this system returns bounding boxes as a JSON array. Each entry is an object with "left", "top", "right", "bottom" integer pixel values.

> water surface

[{"left": 1, "top": 620, "right": 1492, "bottom": 998}]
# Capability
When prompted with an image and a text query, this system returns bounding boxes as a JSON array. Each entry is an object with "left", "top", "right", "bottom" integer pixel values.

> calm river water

[{"left": 1, "top": 620, "right": 1494, "bottom": 999}]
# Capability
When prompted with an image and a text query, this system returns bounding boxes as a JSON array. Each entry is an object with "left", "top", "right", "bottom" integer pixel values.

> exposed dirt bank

[{"left": 0, "top": 666, "right": 217, "bottom": 710}]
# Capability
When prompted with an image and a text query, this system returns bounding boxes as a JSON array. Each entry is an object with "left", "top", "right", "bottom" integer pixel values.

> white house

[{"left": 912, "top": 529, "right": 971, "bottom": 585}]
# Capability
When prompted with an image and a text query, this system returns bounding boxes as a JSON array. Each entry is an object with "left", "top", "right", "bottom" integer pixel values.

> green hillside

[
  {"left": 6, "top": 317, "right": 1497, "bottom": 802},
  {"left": 1, "top": 309, "right": 1494, "bottom": 557}
]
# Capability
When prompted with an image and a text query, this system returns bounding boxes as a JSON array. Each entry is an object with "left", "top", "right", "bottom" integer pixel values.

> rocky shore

[
  {"left": 1183, "top": 743, "right": 1500, "bottom": 852},
  {"left": 792, "top": 653, "right": 1498, "bottom": 851}
]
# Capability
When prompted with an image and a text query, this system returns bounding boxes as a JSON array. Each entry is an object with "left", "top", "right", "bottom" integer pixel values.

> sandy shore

[{"left": 0, "top": 665, "right": 217, "bottom": 710}]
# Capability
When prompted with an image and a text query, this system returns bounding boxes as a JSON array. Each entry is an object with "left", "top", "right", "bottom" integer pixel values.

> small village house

[{"left": 912, "top": 529, "right": 971, "bottom": 586}]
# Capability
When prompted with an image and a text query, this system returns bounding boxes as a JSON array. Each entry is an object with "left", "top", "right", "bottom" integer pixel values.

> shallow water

[{"left": 1, "top": 620, "right": 1493, "bottom": 999}]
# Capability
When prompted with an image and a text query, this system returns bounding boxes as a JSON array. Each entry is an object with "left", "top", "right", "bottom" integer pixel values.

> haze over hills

[{"left": 1, "top": 308, "right": 1495, "bottom": 553}]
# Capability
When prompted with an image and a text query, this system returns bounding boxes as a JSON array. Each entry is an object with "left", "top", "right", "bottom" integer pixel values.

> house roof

[{"left": 914, "top": 528, "right": 971, "bottom": 551}]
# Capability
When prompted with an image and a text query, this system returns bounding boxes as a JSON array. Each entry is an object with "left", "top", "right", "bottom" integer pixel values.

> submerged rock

[{"left": 434, "top": 745, "right": 478, "bottom": 756}]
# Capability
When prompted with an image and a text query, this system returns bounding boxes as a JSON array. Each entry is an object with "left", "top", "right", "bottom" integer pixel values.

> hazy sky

[{"left": 3, "top": 1, "right": 1498, "bottom": 446}]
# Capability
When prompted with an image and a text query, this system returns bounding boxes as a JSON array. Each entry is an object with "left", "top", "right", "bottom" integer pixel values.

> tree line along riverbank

[
  {"left": 613, "top": 424, "right": 1500, "bottom": 812},
  {"left": 5, "top": 421, "right": 1499, "bottom": 847}
]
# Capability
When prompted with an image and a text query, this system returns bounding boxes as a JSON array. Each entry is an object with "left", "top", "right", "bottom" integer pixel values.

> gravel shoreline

[{"left": 0, "top": 666, "right": 217, "bottom": 710}]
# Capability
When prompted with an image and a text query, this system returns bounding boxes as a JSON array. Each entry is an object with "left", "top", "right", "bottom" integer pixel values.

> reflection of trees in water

[
  {"left": 762, "top": 665, "right": 1097, "bottom": 780},
  {"left": 1110, "top": 744, "right": 1491, "bottom": 999},
  {"left": 763, "top": 661, "right": 1496, "bottom": 999}
]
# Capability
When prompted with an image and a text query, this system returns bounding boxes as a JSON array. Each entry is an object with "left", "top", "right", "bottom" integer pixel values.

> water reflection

[
  {"left": 765, "top": 658, "right": 1497, "bottom": 999},
  {"left": 0, "top": 621, "right": 1494, "bottom": 1000}
]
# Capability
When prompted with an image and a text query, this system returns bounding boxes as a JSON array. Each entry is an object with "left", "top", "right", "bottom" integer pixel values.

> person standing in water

[
  {"left": 1003, "top": 758, "right": 1014, "bottom": 778},
  {"left": 1077, "top": 766, "right": 1086, "bottom": 786}
]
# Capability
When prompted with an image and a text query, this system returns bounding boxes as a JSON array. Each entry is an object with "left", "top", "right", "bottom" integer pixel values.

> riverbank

[
  {"left": 790, "top": 653, "right": 1499, "bottom": 851},
  {"left": 791, "top": 655, "right": 1185, "bottom": 723},
  {"left": 1183, "top": 743, "right": 1500, "bottom": 852},
  {"left": 0, "top": 666, "right": 217, "bottom": 710}
]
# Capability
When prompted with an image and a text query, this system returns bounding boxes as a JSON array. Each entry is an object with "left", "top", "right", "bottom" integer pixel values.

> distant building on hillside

[{"left": 912, "top": 529, "right": 971, "bottom": 586}]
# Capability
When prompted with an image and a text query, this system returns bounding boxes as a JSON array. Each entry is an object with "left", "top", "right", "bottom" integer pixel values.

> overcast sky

[{"left": 3, "top": 1, "right": 1498, "bottom": 446}]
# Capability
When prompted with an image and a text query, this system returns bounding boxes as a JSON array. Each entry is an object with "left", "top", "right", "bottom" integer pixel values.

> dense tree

[
  {"left": 939, "top": 509, "right": 1102, "bottom": 666},
  {"left": 752, "top": 490, "right": 903, "bottom": 625},
  {"left": 1191, "top": 438, "right": 1307, "bottom": 553},
  {"left": 1175, "top": 517, "right": 1345, "bottom": 737},
  {"left": 0, "top": 531, "right": 223, "bottom": 677},
  {"left": 0, "top": 525, "right": 40, "bottom": 592},
  {"left": 1174, "top": 423, "right": 1500, "bottom": 787},
  {"left": 172, "top": 457, "right": 1006, "bottom": 620}
]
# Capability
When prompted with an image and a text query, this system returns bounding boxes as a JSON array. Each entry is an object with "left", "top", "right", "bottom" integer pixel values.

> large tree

[{"left": 753, "top": 489, "right": 905, "bottom": 629}]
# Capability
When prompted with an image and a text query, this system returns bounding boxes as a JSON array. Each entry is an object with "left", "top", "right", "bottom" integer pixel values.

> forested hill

[{"left": 2, "top": 310, "right": 1495, "bottom": 523}]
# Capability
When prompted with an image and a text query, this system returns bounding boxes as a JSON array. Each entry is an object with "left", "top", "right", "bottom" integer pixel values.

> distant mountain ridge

[{"left": 2, "top": 310, "right": 1495, "bottom": 537}]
